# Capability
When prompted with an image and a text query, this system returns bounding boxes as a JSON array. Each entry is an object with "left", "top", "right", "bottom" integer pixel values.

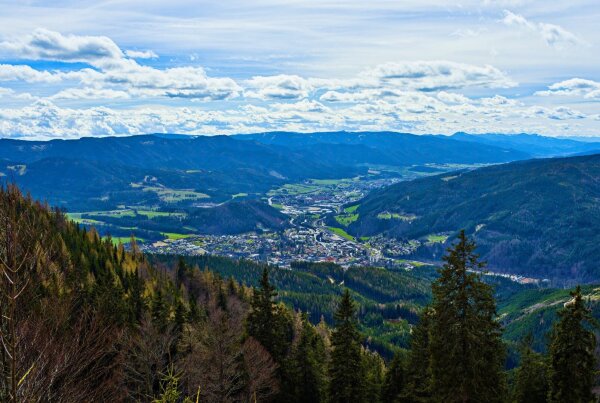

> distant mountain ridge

[
  {"left": 0, "top": 131, "right": 539, "bottom": 210},
  {"left": 450, "top": 132, "right": 600, "bottom": 157}
]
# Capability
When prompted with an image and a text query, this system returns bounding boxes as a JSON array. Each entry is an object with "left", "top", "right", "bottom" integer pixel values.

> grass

[
  {"left": 131, "top": 182, "right": 209, "bottom": 202},
  {"left": 136, "top": 210, "right": 185, "bottom": 218},
  {"left": 309, "top": 178, "right": 346, "bottom": 186},
  {"left": 426, "top": 234, "right": 448, "bottom": 243},
  {"left": 327, "top": 226, "right": 355, "bottom": 241},
  {"left": 142, "top": 186, "right": 210, "bottom": 202},
  {"left": 271, "top": 203, "right": 284, "bottom": 210},
  {"left": 334, "top": 213, "right": 359, "bottom": 227},
  {"left": 344, "top": 204, "right": 359, "bottom": 213},
  {"left": 104, "top": 236, "right": 145, "bottom": 245},
  {"left": 232, "top": 193, "right": 248, "bottom": 199},
  {"left": 268, "top": 183, "right": 321, "bottom": 196},
  {"left": 377, "top": 212, "right": 416, "bottom": 221},
  {"left": 162, "top": 232, "right": 194, "bottom": 240}
]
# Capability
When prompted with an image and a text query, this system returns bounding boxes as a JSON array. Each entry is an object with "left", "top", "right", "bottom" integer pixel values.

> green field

[
  {"left": 103, "top": 236, "right": 145, "bottom": 245},
  {"left": 334, "top": 213, "right": 359, "bottom": 226},
  {"left": 327, "top": 226, "right": 355, "bottom": 241},
  {"left": 376, "top": 212, "right": 416, "bottom": 221},
  {"left": 268, "top": 183, "right": 321, "bottom": 196},
  {"left": 344, "top": 204, "right": 359, "bottom": 213},
  {"left": 426, "top": 234, "right": 449, "bottom": 243},
  {"left": 162, "top": 232, "right": 194, "bottom": 240}
]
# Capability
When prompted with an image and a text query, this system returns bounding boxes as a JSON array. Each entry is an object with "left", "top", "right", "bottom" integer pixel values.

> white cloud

[
  {"left": 502, "top": 10, "right": 583, "bottom": 48},
  {"left": 536, "top": 78, "right": 600, "bottom": 99},
  {"left": 0, "top": 64, "right": 64, "bottom": 83},
  {"left": 360, "top": 61, "right": 516, "bottom": 91},
  {"left": 245, "top": 75, "right": 312, "bottom": 100},
  {"left": 124, "top": 49, "right": 158, "bottom": 59},
  {"left": 0, "top": 28, "right": 123, "bottom": 64}
]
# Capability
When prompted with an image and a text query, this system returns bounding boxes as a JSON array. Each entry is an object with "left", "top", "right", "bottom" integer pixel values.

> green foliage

[
  {"left": 246, "top": 268, "right": 293, "bottom": 364},
  {"left": 288, "top": 316, "right": 328, "bottom": 403},
  {"left": 329, "top": 290, "right": 365, "bottom": 403},
  {"left": 547, "top": 286, "right": 597, "bottom": 403},
  {"left": 429, "top": 231, "right": 507, "bottom": 403},
  {"left": 512, "top": 334, "right": 549, "bottom": 403},
  {"left": 348, "top": 154, "right": 600, "bottom": 281}
]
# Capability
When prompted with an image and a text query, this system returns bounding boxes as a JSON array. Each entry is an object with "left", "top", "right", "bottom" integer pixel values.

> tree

[
  {"left": 381, "top": 352, "right": 405, "bottom": 403},
  {"left": 363, "top": 349, "right": 385, "bottom": 403},
  {"left": 329, "top": 289, "right": 365, "bottom": 403},
  {"left": 547, "top": 286, "right": 596, "bottom": 403},
  {"left": 429, "top": 230, "right": 506, "bottom": 403},
  {"left": 401, "top": 307, "right": 433, "bottom": 403},
  {"left": 512, "top": 334, "right": 548, "bottom": 403},
  {"left": 246, "top": 268, "right": 292, "bottom": 364},
  {"left": 288, "top": 315, "right": 327, "bottom": 403}
]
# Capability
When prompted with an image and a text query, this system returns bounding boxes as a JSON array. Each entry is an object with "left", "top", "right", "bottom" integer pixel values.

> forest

[{"left": 0, "top": 184, "right": 597, "bottom": 402}]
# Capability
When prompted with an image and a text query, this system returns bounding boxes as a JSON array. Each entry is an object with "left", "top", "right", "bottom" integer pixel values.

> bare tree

[
  {"left": 123, "top": 315, "right": 177, "bottom": 401},
  {"left": 242, "top": 337, "right": 279, "bottom": 402}
]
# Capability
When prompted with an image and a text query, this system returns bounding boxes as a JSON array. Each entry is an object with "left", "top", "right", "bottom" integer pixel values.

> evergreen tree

[
  {"left": 381, "top": 352, "right": 406, "bottom": 403},
  {"left": 401, "top": 307, "right": 433, "bottom": 403},
  {"left": 513, "top": 334, "right": 548, "bottom": 403},
  {"left": 547, "top": 286, "right": 596, "bottom": 403},
  {"left": 329, "top": 289, "right": 365, "bottom": 403},
  {"left": 288, "top": 315, "right": 327, "bottom": 403},
  {"left": 363, "top": 350, "right": 385, "bottom": 403},
  {"left": 246, "top": 268, "right": 292, "bottom": 364},
  {"left": 429, "top": 230, "right": 506, "bottom": 403},
  {"left": 151, "top": 289, "right": 169, "bottom": 330}
]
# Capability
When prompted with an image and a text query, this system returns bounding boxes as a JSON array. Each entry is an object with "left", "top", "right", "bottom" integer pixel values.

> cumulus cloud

[
  {"left": 502, "top": 10, "right": 583, "bottom": 48},
  {"left": 0, "top": 64, "right": 64, "bottom": 83},
  {"left": 124, "top": 49, "right": 158, "bottom": 59},
  {"left": 0, "top": 28, "right": 123, "bottom": 64},
  {"left": 536, "top": 78, "right": 600, "bottom": 99},
  {"left": 244, "top": 75, "right": 312, "bottom": 100},
  {"left": 359, "top": 61, "right": 516, "bottom": 91}
]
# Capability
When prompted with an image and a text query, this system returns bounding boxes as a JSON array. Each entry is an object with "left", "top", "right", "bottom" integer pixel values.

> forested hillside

[
  {"left": 346, "top": 154, "right": 600, "bottom": 281},
  {"left": 1, "top": 185, "right": 598, "bottom": 402}
]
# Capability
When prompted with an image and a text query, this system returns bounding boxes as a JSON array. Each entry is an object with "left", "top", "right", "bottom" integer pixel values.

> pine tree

[
  {"left": 381, "top": 352, "right": 405, "bottom": 403},
  {"left": 401, "top": 307, "right": 433, "bottom": 403},
  {"left": 363, "top": 350, "right": 385, "bottom": 403},
  {"left": 151, "top": 289, "right": 169, "bottom": 330},
  {"left": 513, "top": 334, "right": 548, "bottom": 403},
  {"left": 329, "top": 289, "right": 365, "bottom": 403},
  {"left": 288, "top": 315, "right": 327, "bottom": 403},
  {"left": 246, "top": 268, "right": 292, "bottom": 364},
  {"left": 429, "top": 230, "right": 506, "bottom": 403},
  {"left": 547, "top": 286, "right": 596, "bottom": 403}
]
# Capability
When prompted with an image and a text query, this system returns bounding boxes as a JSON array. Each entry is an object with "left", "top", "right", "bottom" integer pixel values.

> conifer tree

[
  {"left": 429, "top": 230, "right": 506, "bottom": 403},
  {"left": 288, "top": 315, "right": 327, "bottom": 403},
  {"left": 329, "top": 289, "right": 365, "bottom": 403},
  {"left": 547, "top": 286, "right": 596, "bottom": 403},
  {"left": 513, "top": 334, "right": 548, "bottom": 403},
  {"left": 401, "top": 307, "right": 433, "bottom": 403},
  {"left": 381, "top": 352, "right": 406, "bottom": 403},
  {"left": 363, "top": 350, "right": 385, "bottom": 403},
  {"left": 246, "top": 268, "right": 292, "bottom": 364}
]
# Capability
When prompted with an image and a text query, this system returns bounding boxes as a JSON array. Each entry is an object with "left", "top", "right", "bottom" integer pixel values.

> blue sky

[{"left": 0, "top": 0, "right": 599, "bottom": 139}]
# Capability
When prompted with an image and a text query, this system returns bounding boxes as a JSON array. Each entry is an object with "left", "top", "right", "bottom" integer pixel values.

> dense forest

[
  {"left": 345, "top": 153, "right": 600, "bottom": 282},
  {"left": 0, "top": 185, "right": 598, "bottom": 402}
]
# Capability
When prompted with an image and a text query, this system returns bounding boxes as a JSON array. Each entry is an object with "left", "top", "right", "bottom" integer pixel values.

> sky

[{"left": 0, "top": 0, "right": 599, "bottom": 140}]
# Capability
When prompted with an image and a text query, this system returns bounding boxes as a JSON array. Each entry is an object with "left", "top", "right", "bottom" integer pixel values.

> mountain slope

[
  {"left": 346, "top": 154, "right": 600, "bottom": 281},
  {"left": 238, "top": 131, "right": 530, "bottom": 165}
]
